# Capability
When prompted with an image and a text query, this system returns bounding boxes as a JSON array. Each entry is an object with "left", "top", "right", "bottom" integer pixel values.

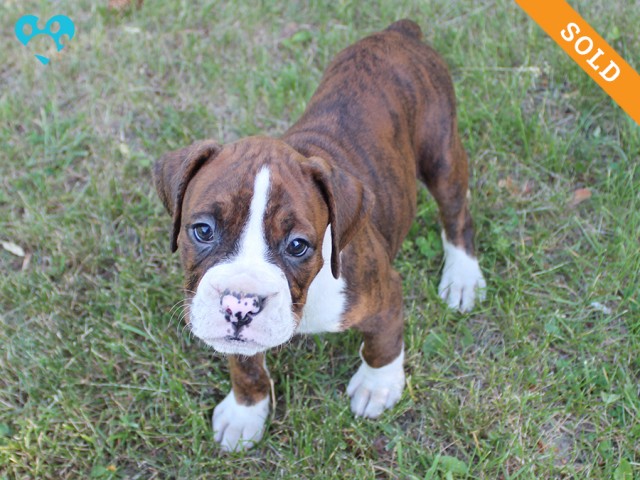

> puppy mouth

[
  {"left": 201, "top": 334, "right": 254, "bottom": 344},
  {"left": 200, "top": 335, "right": 271, "bottom": 355},
  {"left": 224, "top": 335, "right": 246, "bottom": 342}
]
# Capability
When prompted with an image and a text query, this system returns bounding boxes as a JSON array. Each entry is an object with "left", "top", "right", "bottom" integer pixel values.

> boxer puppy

[{"left": 154, "top": 19, "right": 486, "bottom": 451}]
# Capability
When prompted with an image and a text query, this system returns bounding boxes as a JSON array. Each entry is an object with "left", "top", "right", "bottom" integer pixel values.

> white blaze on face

[
  {"left": 190, "top": 166, "right": 295, "bottom": 355},
  {"left": 238, "top": 166, "right": 270, "bottom": 263}
]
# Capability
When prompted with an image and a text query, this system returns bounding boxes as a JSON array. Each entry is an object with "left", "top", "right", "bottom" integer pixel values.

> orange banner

[{"left": 515, "top": 0, "right": 640, "bottom": 125}]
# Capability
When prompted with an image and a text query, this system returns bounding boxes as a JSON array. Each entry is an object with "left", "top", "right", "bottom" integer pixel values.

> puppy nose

[{"left": 220, "top": 291, "right": 265, "bottom": 323}]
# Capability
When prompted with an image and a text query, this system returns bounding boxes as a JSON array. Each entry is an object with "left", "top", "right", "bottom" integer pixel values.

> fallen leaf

[
  {"left": 590, "top": 302, "right": 612, "bottom": 315},
  {"left": 498, "top": 176, "right": 515, "bottom": 191},
  {"left": 108, "top": 0, "right": 143, "bottom": 10},
  {"left": 119, "top": 142, "right": 131, "bottom": 159},
  {"left": 521, "top": 180, "right": 535, "bottom": 195},
  {"left": 373, "top": 435, "right": 388, "bottom": 456},
  {"left": 569, "top": 188, "right": 592, "bottom": 207},
  {"left": 22, "top": 253, "right": 32, "bottom": 271},
  {"left": 2, "top": 241, "right": 25, "bottom": 257}
]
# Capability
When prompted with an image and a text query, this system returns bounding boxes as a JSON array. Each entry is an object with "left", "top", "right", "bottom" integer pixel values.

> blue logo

[{"left": 14, "top": 14, "right": 75, "bottom": 65}]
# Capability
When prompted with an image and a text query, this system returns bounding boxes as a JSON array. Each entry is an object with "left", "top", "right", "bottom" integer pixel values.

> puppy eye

[
  {"left": 192, "top": 223, "right": 215, "bottom": 243},
  {"left": 285, "top": 238, "right": 310, "bottom": 257}
]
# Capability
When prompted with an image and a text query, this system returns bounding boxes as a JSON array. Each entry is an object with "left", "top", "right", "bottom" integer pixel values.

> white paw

[
  {"left": 438, "top": 233, "right": 486, "bottom": 312},
  {"left": 212, "top": 391, "right": 269, "bottom": 452},
  {"left": 347, "top": 345, "right": 405, "bottom": 418}
]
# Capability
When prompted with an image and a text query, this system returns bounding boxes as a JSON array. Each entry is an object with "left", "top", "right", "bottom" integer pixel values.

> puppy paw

[
  {"left": 438, "top": 235, "right": 486, "bottom": 312},
  {"left": 212, "top": 391, "right": 269, "bottom": 452},
  {"left": 347, "top": 346, "right": 405, "bottom": 418}
]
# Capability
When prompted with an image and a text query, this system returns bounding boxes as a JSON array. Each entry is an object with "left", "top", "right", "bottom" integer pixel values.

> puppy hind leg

[{"left": 419, "top": 132, "right": 486, "bottom": 312}]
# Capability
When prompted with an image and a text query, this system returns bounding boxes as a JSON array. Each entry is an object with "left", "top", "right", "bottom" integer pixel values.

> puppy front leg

[
  {"left": 347, "top": 271, "right": 406, "bottom": 418},
  {"left": 213, "top": 353, "right": 271, "bottom": 452}
]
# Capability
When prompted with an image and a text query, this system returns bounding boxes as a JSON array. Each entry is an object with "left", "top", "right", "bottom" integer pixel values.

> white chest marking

[{"left": 297, "top": 225, "right": 346, "bottom": 334}]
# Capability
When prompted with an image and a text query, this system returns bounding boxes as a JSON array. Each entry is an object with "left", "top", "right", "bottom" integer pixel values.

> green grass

[{"left": 1, "top": 0, "right": 639, "bottom": 478}]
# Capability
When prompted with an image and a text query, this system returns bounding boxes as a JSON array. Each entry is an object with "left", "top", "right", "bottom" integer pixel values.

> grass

[{"left": 1, "top": 0, "right": 639, "bottom": 478}]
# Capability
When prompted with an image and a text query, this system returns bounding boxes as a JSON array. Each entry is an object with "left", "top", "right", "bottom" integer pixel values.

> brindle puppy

[{"left": 154, "top": 19, "right": 486, "bottom": 451}]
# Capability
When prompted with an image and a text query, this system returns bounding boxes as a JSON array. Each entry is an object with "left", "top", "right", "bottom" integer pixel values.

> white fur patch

[
  {"left": 190, "top": 166, "right": 295, "bottom": 355},
  {"left": 213, "top": 391, "right": 270, "bottom": 452},
  {"left": 297, "top": 225, "right": 346, "bottom": 334},
  {"left": 347, "top": 344, "right": 405, "bottom": 418},
  {"left": 238, "top": 166, "right": 271, "bottom": 260},
  {"left": 438, "top": 232, "right": 486, "bottom": 312}
]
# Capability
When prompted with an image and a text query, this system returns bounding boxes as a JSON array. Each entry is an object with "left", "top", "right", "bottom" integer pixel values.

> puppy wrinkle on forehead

[{"left": 236, "top": 166, "right": 271, "bottom": 263}]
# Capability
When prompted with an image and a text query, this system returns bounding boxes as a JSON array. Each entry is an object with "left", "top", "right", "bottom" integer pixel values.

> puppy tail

[{"left": 386, "top": 19, "right": 422, "bottom": 40}]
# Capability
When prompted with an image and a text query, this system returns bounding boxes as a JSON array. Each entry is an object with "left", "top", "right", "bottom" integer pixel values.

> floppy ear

[
  {"left": 303, "top": 156, "right": 373, "bottom": 279},
  {"left": 153, "top": 140, "right": 222, "bottom": 252}
]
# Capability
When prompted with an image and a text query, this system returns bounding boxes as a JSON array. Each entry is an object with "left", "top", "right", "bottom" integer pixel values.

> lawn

[{"left": 1, "top": 0, "right": 639, "bottom": 478}]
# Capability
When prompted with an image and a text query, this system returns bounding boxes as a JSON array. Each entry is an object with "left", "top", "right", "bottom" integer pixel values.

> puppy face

[
  {"left": 154, "top": 137, "right": 372, "bottom": 355},
  {"left": 180, "top": 141, "right": 329, "bottom": 354}
]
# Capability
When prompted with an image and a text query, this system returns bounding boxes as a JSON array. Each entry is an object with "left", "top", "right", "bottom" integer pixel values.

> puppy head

[{"left": 154, "top": 137, "right": 371, "bottom": 355}]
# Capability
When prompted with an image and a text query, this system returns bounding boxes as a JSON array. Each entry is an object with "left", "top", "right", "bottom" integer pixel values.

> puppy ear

[
  {"left": 153, "top": 140, "right": 222, "bottom": 252},
  {"left": 303, "top": 156, "right": 373, "bottom": 279}
]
